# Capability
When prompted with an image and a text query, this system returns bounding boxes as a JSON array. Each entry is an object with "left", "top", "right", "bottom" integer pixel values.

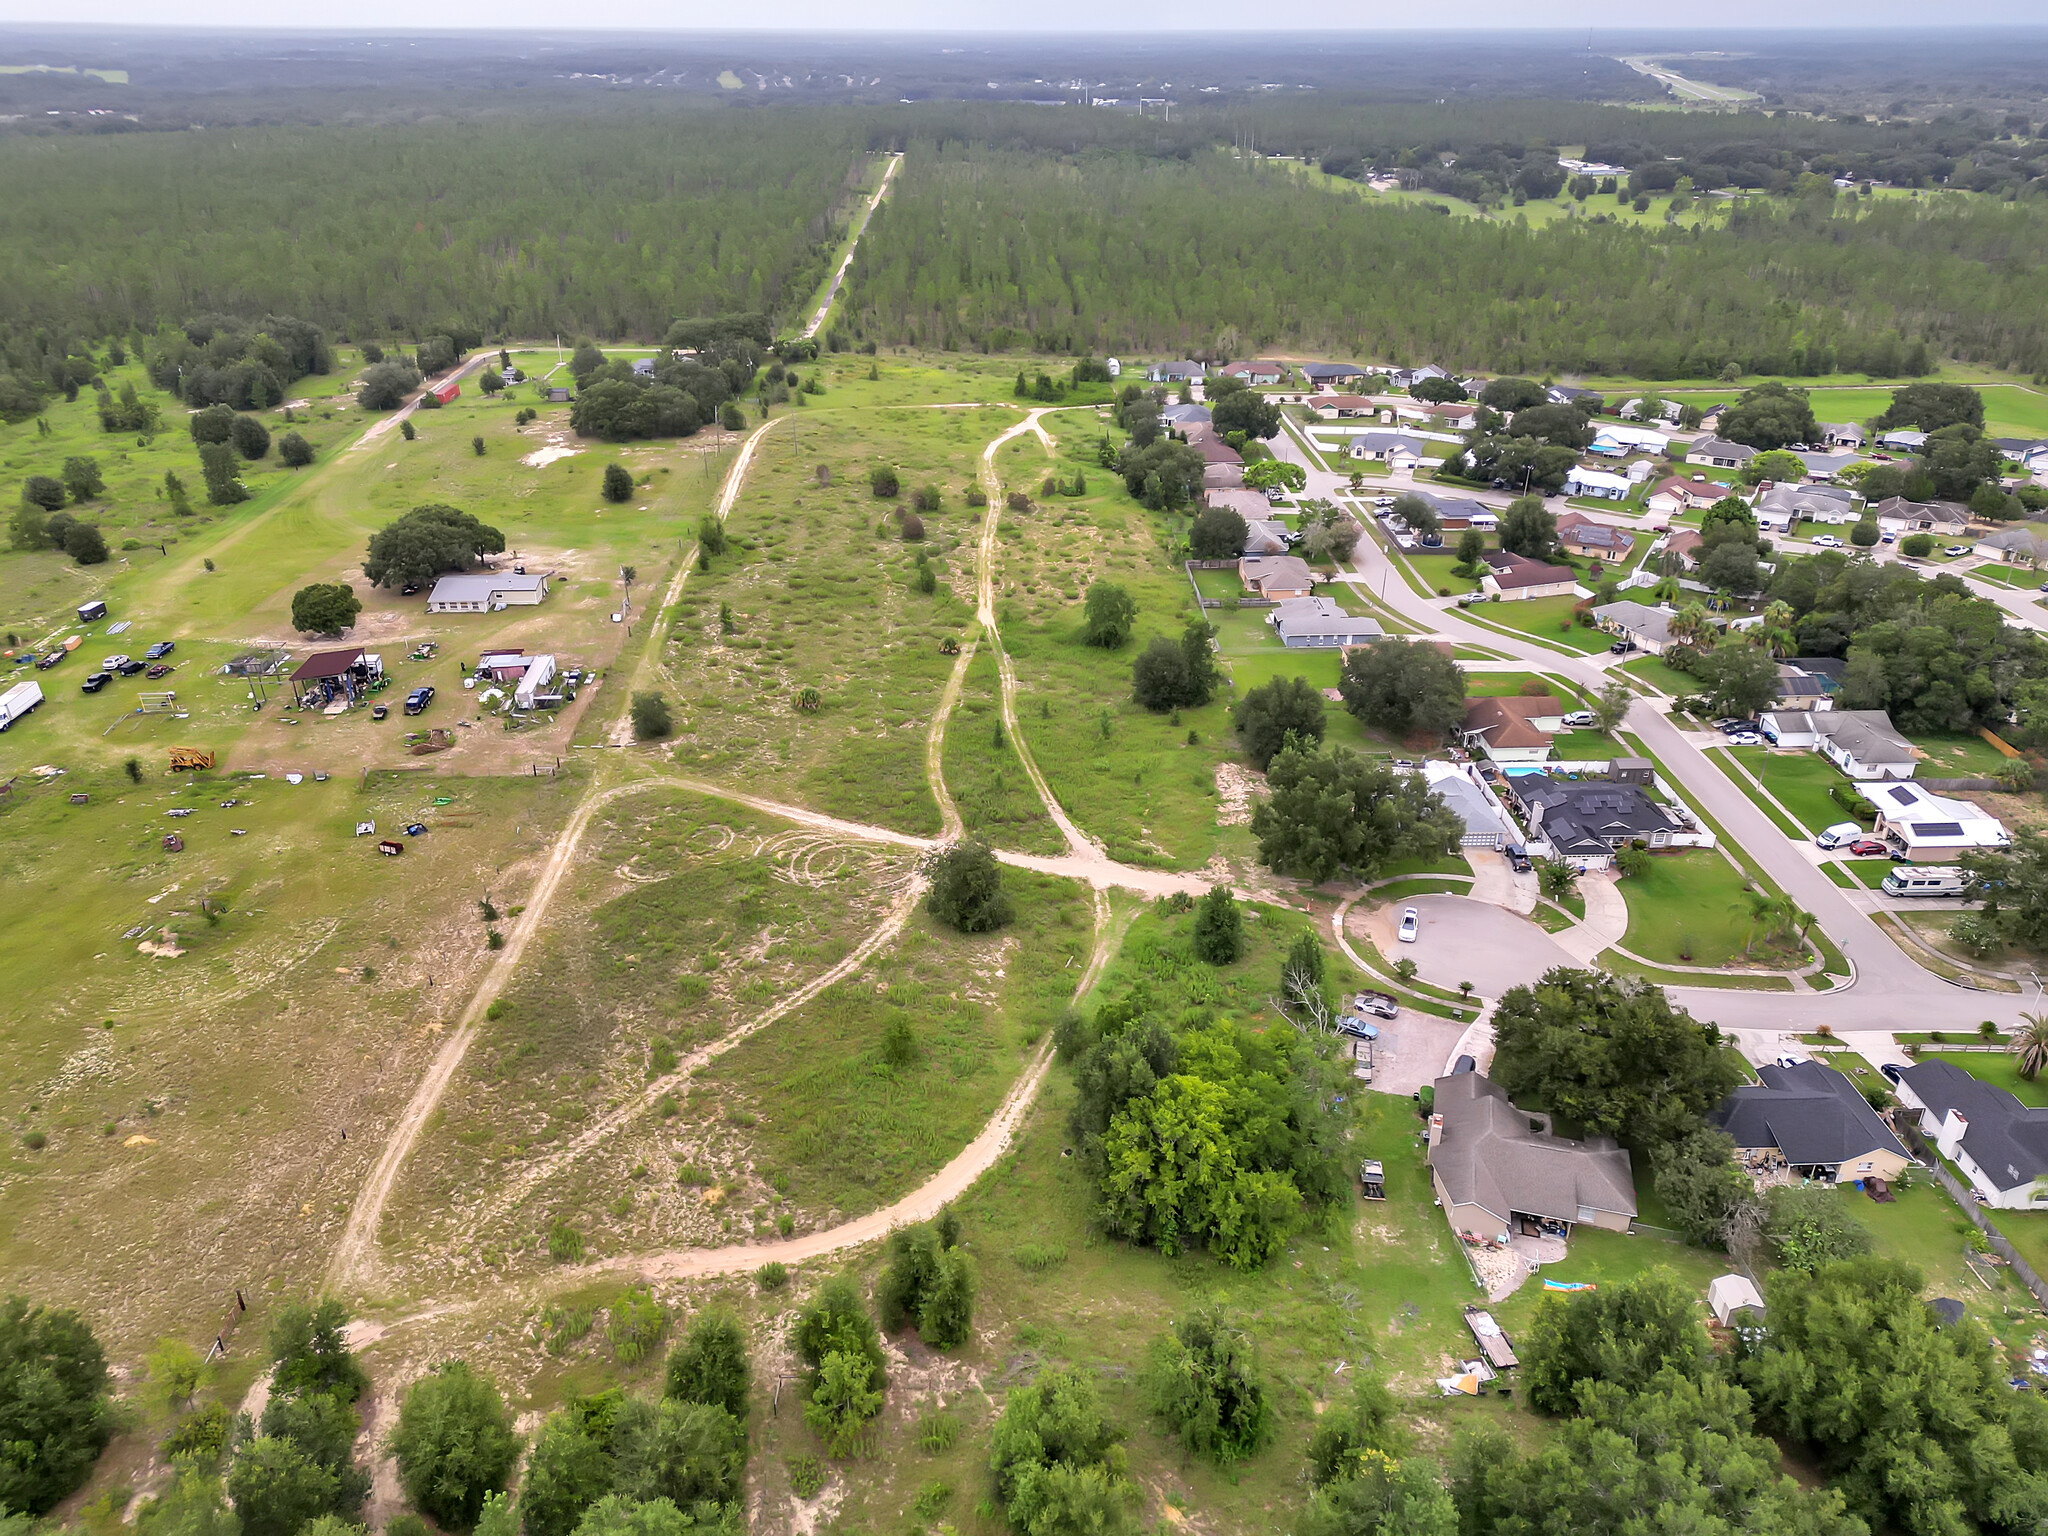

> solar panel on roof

[
  {"left": 1913, "top": 822, "right": 1964, "bottom": 837},
  {"left": 1889, "top": 786, "right": 1917, "bottom": 805}
]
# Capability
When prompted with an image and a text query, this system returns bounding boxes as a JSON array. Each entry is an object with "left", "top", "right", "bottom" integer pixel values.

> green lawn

[
  {"left": 1728, "top": 746, "right": 1860, "bottom": 837},
  {"left": 1964, "top": 563, "right": 2044, "bottom": 592},
  {"left": 1710, "top": 748, "right": 1806, "bottom": 839},
  {"left": 1838, "top": 857, "right": 1899, "bottom": 889},
  {"left": 1461, "top": 595, "right": 1610, "bottom": 654},
  {"left": 1919, "top": 1050, "right": 2048, "bottom": 1108},
  {"left": 1619, "top": 851, "right": 1793, "bottom": 968},
  {"left": 1909, "top": 732, "right": 2016, "bottom": 777},
  {"left": 1405, "top": 548, "right": 1482, "bottom": 595},
  {"left": 1620, "top": 654, "right": 1695, "bottom": 697}
]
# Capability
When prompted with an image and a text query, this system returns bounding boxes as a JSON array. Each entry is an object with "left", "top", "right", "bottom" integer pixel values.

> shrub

[
  {"left": 0, "top": 1298, "right": 109, "bottom": 1514},
  {"left": 964, "top": 486, "right": 988, "bottom": 508},
  {"left": 876, "top": 1218, "right": 975, "bottom": 1349},
  {"left": 913, "top": 484, "right": 941, "bottom": 512},
  {"left": 291, "top": 583, "right": 362, "bottom": 637},
  {"left": 1143, "top": 1308, "right": 1271, "bottom": 1464},
  {"left": 1081, "top": 581, "right": 1137, "bottom": 648},
  {"left": 754, "top": 1262, "right": 789, "bottom": 1292},
  {"left": 605, "top": 1287, "right": 669, "bottom": 1365},
  {"left": 389, "top": 1363, "right": 521, "bottom": 1531},
  {"left": 357, "top": 361, "right": 422, "bottom": 411},
  {"left": 922, "top": 838, "right": 1012, "bottom": 933},
  {"left": 696, "top": 515, "right": 726, "bottom": 556},
  {"left": 663, "top": 1311, "right": 751, "bottom": 1420},
  {"left": 794, "top": 1277, "right": 885, "bottom": 1456},
  {"left": 230, "top": 415, "right": 271, "bottom": 460},
  {"left": 278, "top": 432, "right": 314, "bottom": 467},
  {"left": 1190, "top": 885, "right": 1243, "bottom": 965},
  {"left": 787, "top": 1455, "right": 826, "bottom": 1498},
  {"left": 631, "top": 693, "right": 673, "bottom": 741},
  {"left": 989, "top": 1367, "right": 1131, "bottom": 1535},
  {"left": 602, "top": 463, "right": 633, "bottom": 503},
  {"left": 869, "top": 466, "right": 899, "bottom": 498},
  {"left": 897, "top": 512, "right": 925, "bottom": 541},
  {"left": 547, "top": 1221, "right": 585, "bottom": 1262}
]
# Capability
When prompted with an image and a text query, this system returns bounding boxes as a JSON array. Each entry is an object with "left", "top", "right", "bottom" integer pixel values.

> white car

[
  {"left": 1728, "top": 732, "right": 1763, "bottom": 746},
  {"left": 1561, "top": 710, "right": 1596, "bottom": 728},
  {"left": 1811, "top": 534, "right": 1842, "bottom": 548},
  {"left": 1372, "top": 495, "right": 1397, "bottom": 507},
  {"left": 1816, "top": 821, "right": 1862, "bottom": 850},
  {"left": 1397, "top": 907, "right": 1419, "bottom": 944},
  {"left": 1945, "top": 545, "right": 1971, "bottom": 557}
]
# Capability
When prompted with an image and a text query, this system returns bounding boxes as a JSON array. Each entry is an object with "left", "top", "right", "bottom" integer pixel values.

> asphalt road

[{"left": 1268, "top": 424, "right": 2042, "bottom": 1033}]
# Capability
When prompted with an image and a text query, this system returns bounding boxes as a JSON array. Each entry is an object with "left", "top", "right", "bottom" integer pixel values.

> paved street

[{"left": 1268, "top": 422, "right": 2044, "bottom": 1034}]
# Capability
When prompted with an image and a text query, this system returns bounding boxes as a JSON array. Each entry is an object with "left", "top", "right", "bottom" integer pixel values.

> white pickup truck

[{"left": 0, "top": 679, "right": 45, "bottom": 731}]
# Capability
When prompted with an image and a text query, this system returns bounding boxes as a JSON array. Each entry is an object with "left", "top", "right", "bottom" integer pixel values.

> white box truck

[{"left": 0, "top": 680, "right": 45, "bottom": 731}]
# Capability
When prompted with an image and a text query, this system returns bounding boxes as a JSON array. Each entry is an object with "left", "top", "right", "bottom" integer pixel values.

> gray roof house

[
  {"left": 1712, "top": 1061, "right": 1911, "bottom": 1184},
  {"left": 426, "top": 571, "right": 553, "bottom": 613},
  {"left": 1592, "top": 599, "right": 1677, "bottom": 654},
  {"left": 1205, "top": 488, "right": 1274, "bottom": 522},
  {"left": 1821, "top": 422, "right": 1866, "bottom": 450},
  {"left": 1267, "top": 596, "right": 1384, "bottom": 649},
  {"left": 1348, "top": 430, "right": 1429, "bottom": 466},
  {"left": 1147, "top": 360, "right": 1205, "bottom": 383},
  {"left": 1686, "top": 435, "right": 1759, "bottom": 470},
  {"left": 1421, "top": 765, "right": 1507, "bottom": 849},
  {"left": 1243, "top": 518, "right": 1295, "bottom": 556},
  {"left": 1302, "top": 361, "right": 1370, "bottom": 386},
  {"left": 1161, "top": 402, "right": 1212, "bottom": 431},
  {"left": 1897, "top": 1059, "right": 2048, "bottom": 1209},
  {"left": 1755, "top": 482, "right": 1861, "bottom": 526},
  {"left": 1427, "top": 1073, "right": 1637, "bottom": 1241},
  {"left": 1508, "top": 774, "right": 1687, "bottom": 866},
  {"left": 1871, "top": 496, "right": 1970, "bottom": 536},
  {"left": 1979, "top": 525, "right": 2048, "bottom": 565},
  {"left": 1759, "top": 708, "right": 1916, "bottom": 779}
]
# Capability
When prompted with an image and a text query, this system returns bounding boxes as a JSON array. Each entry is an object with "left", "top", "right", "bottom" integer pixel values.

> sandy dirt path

[
  {"left": 799, "top": 152, "right": 902, "bottom": 341},
  {"left": 349, "top": 350, "right": 495, "bottom": 452}
]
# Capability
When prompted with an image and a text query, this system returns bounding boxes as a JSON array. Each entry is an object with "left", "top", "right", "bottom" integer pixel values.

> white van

[
  {"left": 1881, "top": 866, "right": 1969, "bottom": 898},
  {"left": 1816, "top": 822, "right": 1862, "bottom": 850}
]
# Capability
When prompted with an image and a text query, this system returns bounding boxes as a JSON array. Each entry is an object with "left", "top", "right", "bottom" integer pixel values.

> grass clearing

[
  {"left": 1619, "top": 850, "right": 1799, "bottom": 968},
  {"left": 1909, "top": 731, "right": 2015, "bottom": 777},
  {"left": 1458, "top": 595, "right": 1610, "bottom": 654},
  {"left": 942, "top": 645, "right": 1064, "bottom": 854},
  {"left": 1728, "top": 745, "right": 1857, "bottom": 837}
]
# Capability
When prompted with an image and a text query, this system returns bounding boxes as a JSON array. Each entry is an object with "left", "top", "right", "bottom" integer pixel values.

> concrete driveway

[{"left": 1358, "top": 896, "right": 1578, "bottom": 997}]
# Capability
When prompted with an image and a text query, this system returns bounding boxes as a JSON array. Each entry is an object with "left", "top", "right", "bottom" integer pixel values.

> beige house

[
  {"left": 1239, "top": 554, "right": 1315, "bottom": 600},
  {"left": 1428, "top": 1073, "right": 1637, "bottom": 1242},
  {"left": 1711, "top": 1061, "right": 1911, "bottom": 1185},
  {"left": 1479, "top": 551, "right": 1577, "bottom": 602}
]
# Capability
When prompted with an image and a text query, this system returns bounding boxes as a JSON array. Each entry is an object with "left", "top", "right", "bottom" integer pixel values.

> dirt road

[{"left": 799, "top": 152, "right": 903, "bottom": 341}]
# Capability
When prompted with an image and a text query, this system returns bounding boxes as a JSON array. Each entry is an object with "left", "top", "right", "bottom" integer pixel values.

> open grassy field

[
  {"left": 1729, "top": 744, "right": 1855, "bottom": 835},
  {"left": 1618, "top": 849, "right": 1798, "bottom": 967},
  {"left": 1459, "top": 594, "right": 1610, "bottom": 654},
  {"left": 941, "top": 644, "right": 1065, "bottom": 854}
]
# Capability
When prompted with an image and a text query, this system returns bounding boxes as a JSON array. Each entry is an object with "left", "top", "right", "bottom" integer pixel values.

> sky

[{"left": 3, "top": 1, "right": 2045, "bottom": 28}]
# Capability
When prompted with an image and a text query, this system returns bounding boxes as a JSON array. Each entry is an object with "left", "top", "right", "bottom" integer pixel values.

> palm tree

[
  {"left": 1668, "top": 602, "right": 1712, "bottom": 647},
  {"left": 1737, "top": 889, "right": 1794, "bottom": 954},
  {"left": 2010, "top": 1013, "right": 2048, "bottom": 1080}
]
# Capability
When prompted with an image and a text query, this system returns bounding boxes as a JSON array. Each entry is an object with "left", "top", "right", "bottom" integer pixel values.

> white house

[
  {"left": 1895, "top": 1060, "right": 2048, "bottom": 1209},
  {"left": 1759, "top": 709, "right": 1917, "bottom": 779},
  {"left": 1755, "top": 483, "right": 1861, "bottom": 527},
  {"left": 1872, "top": 497, "right": 1971, "bottom": 537},
  {"left": 426, "top": 571, "right": 553, "bottom": 613},
  {"left": 1589, "top": 424, "right": 1669, "bottom": 457},
  {"left": 1686, "top": 436, "right": 1758, "bottom": 471},
  {"left": 1563, "top": 467, "right": 1631, "bottom": 501},
  {"left": 513, "top": 653, "right": 559, "bottom": 709},
  {"left": 1592, "top": 600, "right": 1678, "bottom": 655},
  {"left": 1879, "top": 429, "right": 1928, "bottom": 451},
  {"left": 1348, "top": 432, "right": 1426, "bottom": 470},
  {"left": 1865, "top": 779, "right": 2009, "bottom": 861}
]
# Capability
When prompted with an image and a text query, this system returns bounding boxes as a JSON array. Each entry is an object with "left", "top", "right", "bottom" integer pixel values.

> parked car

[
  {"left": 1718, "top": 719, "right": 1757, "bottom": 735},
  {"left": 1505, "top": 845, "right": 1532, "bottom": 874},
  {"left": 81, "top": 671, "right": 111, "bottom": 693},
  {"left": 1608, "top": 639, "right": 1636, "bottom": 654},
  {"left": 1561, "top": 710, "right": 1596, "bottom": 728},
  {"left": 1945, "top": 545, "right": 1971, "bottom": 557},
  {"left": 1845, "top": 838, "right": 1888, "bottom": 856},
  {"left": 1880, "top": 1063, "right": 1905, "bottom": 1085},
  {"left": 1727, "top": 732, "right": 1763, "bottom": 746},
  {"left": 371, "top": 702, "right": 389, "bottom": 721},
  {"left": 403, "top": 686, "right": 435, "bottom": 716},
  {"left": 1397, "top": 907, "right": 1419, "bottom": 944},
  {"left": 144, "top": 641, "right": 176, "bottom": 660},
  {"left": 114, "top": 657, "right": 146, "bottom": 676},
  {"left": 1451, "top": 1054, "right": 1477, "bottom": 1074},
  {"left": 1816, "top": 821, "right": 1863, "bottom": 849},
  {"left": 101, "top": 654, "right": 134, "bottom": 672},
  {"left": 400, "top": 583, "right": 421, "bottom": 596},
  {"left": 1880, "top": 531, "right": 1896, "bottom": 544},
  {"left": 1372, "top": 495, "right": 1396, "bottom": 508},
  {"left": 1352, "top": 991, "right": 1400, "bottom": 1020},
  {"left": 145, "top": 663, "right": 174, "bottom": 679},
  {"left": 1811, "top": 534, "right": 1842, "bottom": 548}
]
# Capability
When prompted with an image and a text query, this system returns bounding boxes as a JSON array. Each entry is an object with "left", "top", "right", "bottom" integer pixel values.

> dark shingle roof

[
  {"left": 1900, "top": 1060, "right": 2048, "bottom": 1193},
  {"left": 1712, "top": 1061, "right": 1906, "bottom": 1169}
]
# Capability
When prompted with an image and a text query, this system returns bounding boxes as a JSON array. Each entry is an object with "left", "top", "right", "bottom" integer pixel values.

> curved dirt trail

[
  {"left": 594, "top": 887, "right": 1113, "bottom": 1283},
  {"left": 327, "top": 418, "right": 785, "bottom": 1292}
]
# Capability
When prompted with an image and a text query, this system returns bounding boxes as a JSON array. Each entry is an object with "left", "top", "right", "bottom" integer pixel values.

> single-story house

[
  {"left": 1759, "top": 708, "right": 1916, "bottom": 779},
  {"left": 1592, "top": 599, "right": 1676, "bottom": 653},
  {"left": 1243, "top": 519, "right": 1293, "bottom": 556},
  {"left": 630, "top": 357, "right": 656, "bottom": 378},
  {"left": 1387, "top": 364, "right": 1449, "bottom": 391},
  {"left": 1239, "top": 554, "right": 1315, "bottom": 600},
  {"left": 1348, "top": 432, "right": 1427, "bottom": 470},
  {"left": 1268, "top": 596, "right": 1384, "bottom": 649},
  {"left": 1712, "top": 1061, "right": 1911, "bottom": 1185},
  {"left": 1620, "top": 397, "right": 1683, "bottom": 424},
  {"left": 1709, "top": 1274, "right": 1766, "bottom": 1326},
  {"left": 1866, "top": 779, "right": 2009, "bottom": 861},
  {"left": 1205, "top": 488, "right": 1273, "bottom": 522},
  {"left": 1204, "top": 462, "right": 1246, "bottom": 492},
  {"left": 1220, "top": 360, "right": 1286, "bottom": 385},
  {"left": 1147, "top": 360, "right": 1204, "bottom": 383},
  {"left": 1427, "top": 1073, "right": 1637, "bottom": 1243},
  {"left": 1979, "top": 525, "right": 2048, "bottom": 565},
  {"left": 1646, "top": 476, "right": 1731, "bottom": 517},
  {"left": 545, "top": 386, "right": 571, "bottom": 404},
  {"left": 425, "top": 571, "right": 553, "bottom": 613},
  {"left": 1195, "top": 435, "right": 1241, "bottom": 467},
  {"left": 1509, "top": 773, "right": 1688, "bottom": 866},
  {"left": 1871, "top": 496, "right": 1970, "bottom": 537},
  {"left": 1795, "top": 450, "right": 1861, "bottom": 481},
  {"left": 1479, "top": 551, "right": 1577, "bottom": 602},
  {"left": 1421, "top": 761, "right": 1508, "bottom": 849},
  {"left": 1774, "top": 662, "right": 1838, "bottom": 712},
  {"left": 1659, "top": 528, "right": 1705, "bottom": 566},
  {"left": 1302, "top": 362, "right": 1371, "bottom": 389},
  {"left": 1821, "top": 422, "right": 1866, "bottom": 450},
  {"left": 1756, "top": 482, "right": 1861, "bottom": 527},
  {"left": 1879, "top": 428, "right": 1929, "bottom": 451},
  {"left": 1562, "top": 468, "right": 1632, "bottom": 502},
  {"left": 1460, "top": 694, "right": 1565, "bottom": 765},
  {"left": 1425, "top": 494, "right": 1497, "bottom": 531},
  {"left": 1589, "top": 424, "right": 1669, "bottom": 457},
  {"left": 1553, "top": 512, "right": 1631, "bottom": 559},
  {"left": 513, "top": 653, "right": 558, "bottom": 710},
  {"left": 1687, "top": 436, "right": 1759, "bottom": 471},
  {"left": 1895, "top": 1060, "right": 2048, "bottom": 1209},
  {"left": 1422, "top": 401, "right": 1479, "bottom": 430},
  {"left": 1312, "top": 394, "right": 1379, "bottom": 419},
  {"left": 1546, "top": 384, "right": 1603, "bottom": 407},
  {"left": 1161, "top": 403, "right": 1212, "bottom": 432}
]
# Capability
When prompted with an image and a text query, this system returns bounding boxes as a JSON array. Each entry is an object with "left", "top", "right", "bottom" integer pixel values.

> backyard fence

[
  {"left": 1902, "top": 1125, "right": 2048, "bottom": 1311},
  {"left": 1920, "top": 777, "right": 2005, "bottom": 793}
]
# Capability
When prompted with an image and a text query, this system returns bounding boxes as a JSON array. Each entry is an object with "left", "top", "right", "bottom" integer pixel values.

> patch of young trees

[
  {"left": 146, "top": 313, "right": 333, "bottom": 409},
  {"left": 0, "top": 1295, "right": 113, "bottom": 1515}
]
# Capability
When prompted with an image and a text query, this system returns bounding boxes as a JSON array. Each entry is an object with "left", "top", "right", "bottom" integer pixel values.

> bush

[
  {"left": 227, "top": 1436, "right": 339, "bottom": 1536},
  {"left": 1763, "top": 1185, "right": 1873, "bottom": 1272},
  {"left": 897, "top": 512, "right": 925, "bottom": 542},
  {"left": 754, "top": 1262, "right": 789, "bottom": 1292},
  {"left": 631, "top": 693, "right": 673, "bottom": 741},
  {"left": 358, "top": 360, "right": 422, "bottom": 411},
  {"left": 1899, "top": 532, "right": 1936, "bottom": 557},
  {"left": 189, "top": 403, "right": 236, "bottom": 444},
  {"left": 230, "top": 414, "right": 271, "bottom": 460},
  {"left": 1144, "top": 1308, "right": 1271, "bottom": 1464},
  {"left": 602, "top": 463, "right": 633, "bottom": 503},
  {"left": 1081, "top": 581, "right": 1136, "bottom": 648},
  {"left": 869, "top": 466, "right": 899, "bottom": 498},
  {"left": 291, "top": 583, "right": 362, "bottom": 637},
  {"left": 63, "top": 522, "right": 108, "bottom": 565},
  {"left": 278, "top": 432, "right": 314, "bottom": 467},
  {"left": 663, "top": 1312, "right": 751, "bottom": 1421},
  {"left": 1190, "top": 885, "right": 1243, "bottom": 965},
  {"left": 875, "top": 1218, "right": 975, "bottom": 1349},
  {"left": 793, "top": 1277, "right": 885, "bottom": 1456},
  {"left": 922, "top": 838, "right": 1012, "bottom": 933},
  {"left": 389, "top": 1362, "right": 520, "bottom": 1531},
  {"left": 1189, "top": 505, "right": 1248, "bottom": 559},
  {"left": 20, "top": 475, "right": 64, "bottom": 512},
  {"left": 696, "top": 514, "right": 726, "bottom": 556},
  {"left": 1233, "top": 676, "right": 1326, "bottom": 771},
  {"left": 913, "top": 484, "right": 941, "bottom": 512},
  {"left": 0, "top": 1297, "right": 112, "bottom": 1514},
  {"left": 990, "top": 1367, "right": 1132, "bottom": 1535}
]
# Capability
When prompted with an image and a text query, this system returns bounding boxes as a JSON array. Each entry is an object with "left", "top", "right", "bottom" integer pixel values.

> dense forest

[
  {"left": 0, "top": 114, "right": 866, "bottom": 346},
  {"left": 842, "top": 144, "right": 2048, "bottom": 378}
]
